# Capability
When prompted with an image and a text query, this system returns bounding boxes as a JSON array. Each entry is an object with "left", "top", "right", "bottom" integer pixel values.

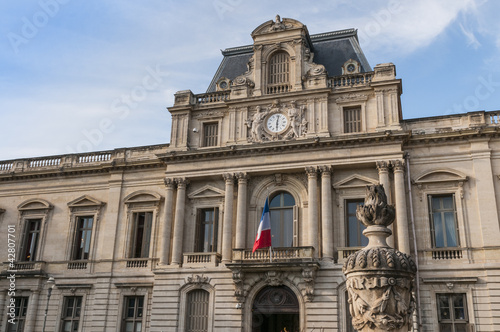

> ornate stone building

[{"left": 1, "top": 17, "right": 499, "bottom": 332}]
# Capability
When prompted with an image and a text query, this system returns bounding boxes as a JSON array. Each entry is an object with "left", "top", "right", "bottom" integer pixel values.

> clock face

[{"left": 267, "top": 113, "right": 288, "bottom": 133}]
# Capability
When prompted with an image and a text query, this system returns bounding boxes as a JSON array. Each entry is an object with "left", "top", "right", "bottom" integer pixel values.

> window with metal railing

[{"left": 267, "top": 52, "right": 291, "bottom": 94}]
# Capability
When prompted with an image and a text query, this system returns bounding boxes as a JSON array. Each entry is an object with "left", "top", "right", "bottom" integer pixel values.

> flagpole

[{"left": 267, "top": 187, "right": 272, "bottom": 263}]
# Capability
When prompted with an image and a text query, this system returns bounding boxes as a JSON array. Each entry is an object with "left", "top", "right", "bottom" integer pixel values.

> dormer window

[{"left": 267, "top": 51, "right": 290, "bottom": 94}]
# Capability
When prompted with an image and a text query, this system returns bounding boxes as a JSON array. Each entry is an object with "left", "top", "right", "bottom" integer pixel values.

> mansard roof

[{"left": 207, "top": 28, "right": 371, "bottom": 93}]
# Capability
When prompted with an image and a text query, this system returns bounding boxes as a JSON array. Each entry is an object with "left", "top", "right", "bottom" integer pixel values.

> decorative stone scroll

[{"left": 343, "top": 185, "right": 416, "bottom": 332}]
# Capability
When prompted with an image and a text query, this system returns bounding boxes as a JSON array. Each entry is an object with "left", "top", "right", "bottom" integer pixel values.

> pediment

[
  {"left": 413, "top": 169, "right": 468, "bottom": 184},
  {"left": 18, "top": 199, "right": 53, "bottom": 211},
  {"left": 68, "top": 195, "right": 105, "bottom": 208},
  {"left": 333, "top": 174, "right": 379, "bottom": 190},
  {"left": 188, "top": 185, "right": 225, "bottom": 199},
  {"left": 124, "top": 190, "right": 162, "bottom": 205}
]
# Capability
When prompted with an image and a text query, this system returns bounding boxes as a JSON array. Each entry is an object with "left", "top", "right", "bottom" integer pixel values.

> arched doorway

[{"left": 252, "top": 286, "right": 299, "bottom": 332}]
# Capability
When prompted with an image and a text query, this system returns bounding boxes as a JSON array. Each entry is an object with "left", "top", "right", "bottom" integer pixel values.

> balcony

[
  {"left": 183, "top": 252, "right": 221, "bottom": 267},
  {"left": 424, "top": 247, "right": 464, "bottom": 260},
  {"left": 335, "top": 246, "right": 363, "bottom": 264},
  {"left": 229, "top": 247, "right": 317, "bottom": 271},
  {"left": 1, "top": 261, "right": 45, "bottom": 275}
]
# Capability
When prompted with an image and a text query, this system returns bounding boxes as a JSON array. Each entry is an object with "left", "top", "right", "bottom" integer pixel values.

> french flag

[{"left": 252, "top": 197, "right": 272, "bottom": 252}]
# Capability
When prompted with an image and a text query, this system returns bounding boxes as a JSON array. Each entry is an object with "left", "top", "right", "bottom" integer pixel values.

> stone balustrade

[
  {"left": 329, "top": 72, "right": 373, "bottom": 89},
  {"left": 0, "top": 144, "right": 168, "bottom": 175},
  {"left": 232, "top": 247, "right": 315, "bottom": 263},
  {"left": 183, "top": 252, "right": 221, "bottom": 267},
  {"left": 195, "top": 91, "right": 230, "bottom": 104}
]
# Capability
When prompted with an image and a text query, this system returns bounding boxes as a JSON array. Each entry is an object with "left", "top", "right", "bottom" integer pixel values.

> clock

[{"left": 267, "top": 113, "right": 288, "bottom": 133}]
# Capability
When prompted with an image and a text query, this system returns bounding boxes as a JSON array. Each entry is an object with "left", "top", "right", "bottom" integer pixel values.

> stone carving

[
  {"left": 356, "top": 185, "right": 395, "bottom": 227},
  {"left": 265, "top": 271, "right": 284, "bottom": 286},
  {"left": 286, "top": 101, "right": 307, "bottom": 138},
  {"left": 303, "top": 48, "right": 326, "bottom": 77},
  {"left": 246, "top": 106, "right": 267, "bottom": 142},
  {"left": 343, "top": 185, "right": 416, "bottom": 332},
  {"left": 268, "top": 15, "right": 292, "bottom": 32},
  {"left": 246, "top": 101, "right": 307, "bottom": 143},
  {"left": 187, "top": 275, "right": 209, "bottom": 285}
]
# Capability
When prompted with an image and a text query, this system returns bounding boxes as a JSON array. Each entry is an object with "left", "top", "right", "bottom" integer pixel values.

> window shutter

[
  {"left": 428, "top": 195, "right": 436, "bottom": 248},
  {"left": 293, "top": 205, "right": 298, "bottom": 247}
]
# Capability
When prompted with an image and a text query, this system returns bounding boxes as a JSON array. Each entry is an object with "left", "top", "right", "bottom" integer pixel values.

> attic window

[{"left": 267, "top": 51, "right": 291, "bottom": 94}]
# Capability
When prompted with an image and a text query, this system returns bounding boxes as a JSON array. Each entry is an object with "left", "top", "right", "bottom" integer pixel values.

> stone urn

[{"left": 343, "top": 185, "right": 417, "bottom": 332}]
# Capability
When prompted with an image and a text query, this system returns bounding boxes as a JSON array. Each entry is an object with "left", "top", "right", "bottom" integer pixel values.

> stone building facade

[{"left": 1, "top": 17, "right": 499, "bottom": 332}]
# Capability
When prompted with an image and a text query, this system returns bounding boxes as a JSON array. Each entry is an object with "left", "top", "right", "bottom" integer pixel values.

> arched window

[
  {"left": 268, "top": 51, "right": 290, "bottom": 94},
  {"left": 269, "top": 192, "right": 295, "bottom": 247},
  {"left": 185, "top": 289, "right": 209, "bottom": 332}
]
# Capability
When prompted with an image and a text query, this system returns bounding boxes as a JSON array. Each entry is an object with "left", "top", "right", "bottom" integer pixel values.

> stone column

[
  {"left": 25, "top": 290, "right": 40, "bottom": 331},
  {"left": 171, "top": 178, "right": 188, "bottom": 265},
  {"left": 306, "top": 167, "right": 319, "bottom": 256},
  {"left": 222, "top": 173, "right": 235, "bottom": 263},
  {"left": 235, "top": 173, "right": 248, "bottom": 249},
  {"left": 159, "top": 178, "right": 175, "bottom": 265},
  {"left": 393, "top": 160, "right": 410, "bottom": 254},
  {"left": 320, "top": 166, "right": 334, "bottom": 260},
  {"left": 376, "top": 161, "right": 394, "bottom": 247}
]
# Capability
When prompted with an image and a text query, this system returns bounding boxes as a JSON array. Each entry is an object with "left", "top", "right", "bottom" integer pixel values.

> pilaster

[
  {"left": 235, "top": 173, "right": 249, "bottom": 249},
  {"left": 320, "top": 166, "right": 333, "bottom": 260},
  {"left": 222, "top": 173, "right": 235, "bottom": 263},
  {"left": 377, "top": 161, "right": 394, "bottom": 247},
  {"left": 306, "top": 166, "right": 319, "bottom": 257},
  {"left": 393, "top": 160, "right": 410, "bottom": 254},
  {"left": 159, "top": 178, "right": 175, "bottom": 265},
  {"left": 171, "top": 178, "right": 188, "bottom": 265}
]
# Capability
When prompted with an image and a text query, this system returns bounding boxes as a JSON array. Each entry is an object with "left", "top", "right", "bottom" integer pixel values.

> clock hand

[{"left": 276, "top": 117, "right": 279, "bottom": 129}]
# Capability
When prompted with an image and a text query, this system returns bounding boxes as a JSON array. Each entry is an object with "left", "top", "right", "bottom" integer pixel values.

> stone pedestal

[{"left": 343, "top": 185, "right": 416, "bottom": 332}]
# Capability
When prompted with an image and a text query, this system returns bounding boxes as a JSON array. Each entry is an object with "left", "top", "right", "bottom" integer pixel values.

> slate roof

[{"left": 207, "top": 28, "right": 371, "bottom": 93}]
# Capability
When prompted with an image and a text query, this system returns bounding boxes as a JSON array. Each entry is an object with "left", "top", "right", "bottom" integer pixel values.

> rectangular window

[
  {"left": 60, "top": 296, "right": 82, "bottom": 332},
  {"left": 429, "top": 194, "right": 459, "bottom": 248},
  {"left": 73, "top": 216, "right": 93, "bottom": 260},
  {"left": 195, "top": 208, "right": 219, "bottom": 252},
  {"left": 7, "top": 297, "right": 29, "bottom": 332},
  {"left": 130, "top": 212, "right": 153, "bottom": 258},
  {"left": 122, "top": 296, "right": 144, "bottom": 332},
  {"left": 344, "top": 107, "right": 362, "bottom": 133},
  {"left": 20, "top": 219, "right": 41, "bottom": 261},
  {"left": 437, "top": 293, "right": 468, "bottom": 332},
  {"left": 346, "top": 199, "right": 368, "bottom": 247},
  {"left": 203, "top": 122, "right": 218, "bottom": 147}
]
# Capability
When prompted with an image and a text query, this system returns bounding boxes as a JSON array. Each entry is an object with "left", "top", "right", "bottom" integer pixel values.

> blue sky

[{"left": 0, "top": 0, "right": 499, "bottom": 160}]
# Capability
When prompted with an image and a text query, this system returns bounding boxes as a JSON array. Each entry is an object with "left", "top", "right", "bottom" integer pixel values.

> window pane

[
  {"left": 270, "top": 195, "right": 281, "bottom": 208},
  {"left": 125, "top": 322, "right": 134, "bottom": 332},
  {"left": 439, "top": 323, "right": 453, "bottom": 332},
  {"left": 283, "top": 193, "right": 295, "bottom": 206},
  {"left": 283, "top": 209, "right": 294, "bottom": 247},
  {"left": 433, "top": 213, "right": 444, "bottom": 247},
  {"left": 346, "top": 200, "right": 366, "bottom": 247},
  {"left": 444, "top": 212, "right": 457, "bottom": 247},
  {"left": 63, "top": 321, "right": 72, "bottom": 332}
]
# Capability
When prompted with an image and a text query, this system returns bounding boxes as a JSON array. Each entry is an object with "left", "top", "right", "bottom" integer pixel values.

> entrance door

[{"left": 252, "top": 286, "right": 299, "bottom": 332}]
